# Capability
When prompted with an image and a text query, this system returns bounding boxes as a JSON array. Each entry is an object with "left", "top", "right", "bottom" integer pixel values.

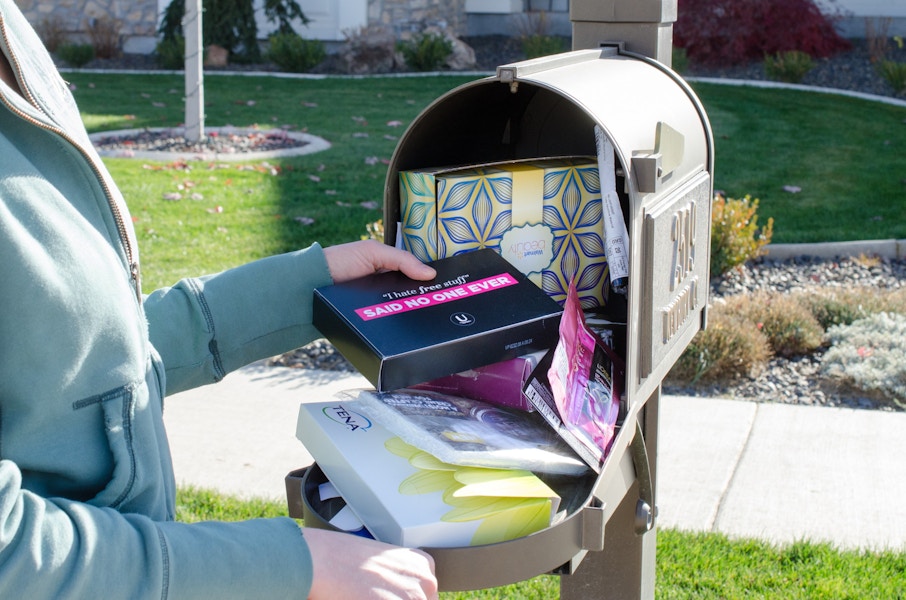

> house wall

[
  {"left": 829, "top": 0, "right": 906, "bottom": 37},
  {"left": 368, "top": 0, "right": 466, "bottom": 36},
  {"left": 15, "top": 0, "right": 159, "bottom": 53},
  {"left": 14, "top": 0, "right": 906, "bottom": 56},
  {"left": 15, "top": 0, "right": 466, "bottom": 51},
  {"left": 464, "top": 0, "right": 906, "bottom": 39}
]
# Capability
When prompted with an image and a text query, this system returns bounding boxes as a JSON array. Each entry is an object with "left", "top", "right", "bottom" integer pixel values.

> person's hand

[
  {"left": 304, "top": 527, "right": 438, "bottom": 599},
  {"left": 323, "top": 240, "right": 436, "bottom": 284}
]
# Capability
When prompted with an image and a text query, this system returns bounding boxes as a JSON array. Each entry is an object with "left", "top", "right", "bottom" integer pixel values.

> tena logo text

[{"left": 322, "top": 405, "right": 372, "bottom": 432}]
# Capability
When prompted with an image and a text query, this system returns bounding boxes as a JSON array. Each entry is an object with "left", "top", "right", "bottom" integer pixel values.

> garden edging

[{"left": 764, "top": 239, "right": 906, "bottom": 260}]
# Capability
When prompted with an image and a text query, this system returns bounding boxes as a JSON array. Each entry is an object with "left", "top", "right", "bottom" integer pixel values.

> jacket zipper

[{"left": 0, "top": 20, "right": 142, "bottom": 303}]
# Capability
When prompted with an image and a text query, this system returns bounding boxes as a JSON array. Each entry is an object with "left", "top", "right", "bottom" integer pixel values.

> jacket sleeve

[
  {"left": 143, "top": 243, "right": 334, "bottom": 395},
  {"left": 0, "top": 460, "right": 313, "bottom": 599}
]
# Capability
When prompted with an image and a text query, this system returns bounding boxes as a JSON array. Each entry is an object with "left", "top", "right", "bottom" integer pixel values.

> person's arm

[
  {"left": 0, "top": 459, "right": 437, "bottom": 599},
  {"left": 144, "top": 241, "right": 435, "bottom": 395},
  {"left": 0, "top": 458, "right": 309, "bottom": 598}
]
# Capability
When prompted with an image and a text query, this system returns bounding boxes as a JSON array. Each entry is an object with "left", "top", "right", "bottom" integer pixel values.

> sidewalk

[{"left": 165, "top": 362, "right": 906, "bottom": 552}]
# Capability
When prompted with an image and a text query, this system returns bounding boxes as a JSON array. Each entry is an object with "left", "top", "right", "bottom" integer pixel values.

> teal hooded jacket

[{"left": 0, "top": 1, "right": 333, "bottom": 596}]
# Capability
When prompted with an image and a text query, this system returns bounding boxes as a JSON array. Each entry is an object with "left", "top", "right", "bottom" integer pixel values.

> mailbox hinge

[{"left": 630, "top": 420, "right": 657, "bottom": 533}]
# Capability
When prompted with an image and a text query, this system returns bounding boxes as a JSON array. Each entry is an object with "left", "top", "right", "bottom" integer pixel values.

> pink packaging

[
  {"left": 523, "top": 282, "right": 626, "bottom": 472},
  {"left": 413, "top": 351, "right": 547, "bottom": 411}
]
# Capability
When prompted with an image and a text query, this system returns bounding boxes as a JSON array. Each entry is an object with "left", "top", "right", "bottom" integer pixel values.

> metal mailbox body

[
  {"left": 293, "top": 46, "right": 714, "bottom": 592},
  {"left": 384, "top": 46, "right": 713, "bottom": 404}
]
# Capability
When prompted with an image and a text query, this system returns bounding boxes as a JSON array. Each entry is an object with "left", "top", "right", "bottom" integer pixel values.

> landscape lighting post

[{"left": 184, "top": 0, "right": 204, "bottom": 142}]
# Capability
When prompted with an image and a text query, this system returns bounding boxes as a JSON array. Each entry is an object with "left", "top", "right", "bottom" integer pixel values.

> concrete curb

[
  {"left": 764, "top": 239, "right": 906, "bottom": 260},
  {"left": 62, "top": 68, "right": 906, "bottom": 108},
  {"left": 88, "top": 126, "right": 331, "bottom": 162},
  {"left": 684, "top": 76, "right": 906, "bottom": 108}
]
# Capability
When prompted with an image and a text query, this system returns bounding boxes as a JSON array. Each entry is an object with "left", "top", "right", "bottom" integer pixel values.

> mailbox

[{"left": 287, "top": 44, "right": 713, "bottom": 592}]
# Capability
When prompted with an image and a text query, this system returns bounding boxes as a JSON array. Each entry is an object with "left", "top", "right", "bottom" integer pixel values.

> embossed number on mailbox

[{"left": 640, "top": 173, "right": 711, "bottom": 379}]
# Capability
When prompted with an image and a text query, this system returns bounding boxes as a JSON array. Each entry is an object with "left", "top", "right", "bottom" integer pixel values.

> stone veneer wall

[
  {"left": 16, "top": 1, "right": 469, "bottom": 51},
  {"left": 15, "top": 0, "right": 159, "bottom": 49},
  {"left": 368, "top": 0, "right": 466, "bottom": 37}
]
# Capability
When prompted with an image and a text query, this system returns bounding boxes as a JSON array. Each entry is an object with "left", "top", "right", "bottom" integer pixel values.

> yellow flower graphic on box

[
  {"left": 385, "top": 436, "right": 559, "bottom": 546},
  {"left": 400, "top": 158, "right": 609, "bottom": 308}
]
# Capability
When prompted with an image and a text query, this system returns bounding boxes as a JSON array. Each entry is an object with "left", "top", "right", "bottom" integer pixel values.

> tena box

[
  {"left": 296, "top": 400, "right": 561, "bottom": 548},
  {"left": 399, "top": 157, "right": 609, "bottom": 308},
  {"left": 313, "top": 249, "right": 562, "bottom": 391}
]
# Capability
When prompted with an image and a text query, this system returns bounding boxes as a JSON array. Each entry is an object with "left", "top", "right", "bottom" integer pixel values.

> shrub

[
  {"left": 363, "top": 219, "right": 384, "bottom": 242},
  {"left": 521, "top": 35, "right": 567, "bottom": 59},
  {"left": 155, "top": 36, "right": 185, "bottom": 70},
  {"left": 267, "top": 33, "right": 326, "bottom": 73},
  {"left": 791, "top": 283, "right": 906, "bottom": 330},
  {"left": 821, "top": 312, "right": 906, "bottom": 408},
  {"left": 37, "top": 15, "right": 68, "bottom": 54},
  {"left": 514, "top": 9, "right": 566, "bottom": 59},
  {"left": 86, "top": 15, "right": 122, "bottom": 59},
  {"left": 882, "top": 287, "right": 906, "bottom": 314},
  {"left": 764, "top": 50, "right": 815, "bottom": 83},
  {"left": 56, "top": 43, "right": 95, "bottom": 68},
  {"left": 675, "top": 256, "right": 906, "bottom": 391},
  {"left": 876, "top": 60, "right": 906, "bottom": 95},
  {"left": 794, "top": 288, "right": 873, "bottom": 330},
  {"left": 672, "top": 47, "right": 689, "bottom": 74},
  {"left": 674, "top": 0, "right": 851, "bottom": 66},
  {"left": 865, "top": 17, "right": 893, "bottom": 63},
  {"left": 160, "top": 0, "right": 309, "bottom": 62},
  {"left": 710, "top": 194, "right": 774, "bottom": 277},
  {"left": 725, "top": 292, "right": 824, "bottom": 357},
  {"left": 668, "top": 303, "right": 771, "bottom": 384},
  {"left": 397, "top": 32, "right": 453, "bottom": 72}
]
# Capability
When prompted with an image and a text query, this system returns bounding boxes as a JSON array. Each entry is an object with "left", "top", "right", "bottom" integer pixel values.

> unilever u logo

[
  {"left": 450, "top": 311, "right": 476, "bottom": 326},
  {"left": 322, "top": 405, "right": 372, "bottom": 432}
]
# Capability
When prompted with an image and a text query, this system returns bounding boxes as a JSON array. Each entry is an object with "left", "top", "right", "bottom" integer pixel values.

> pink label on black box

[{"left": 355, "top": 273, "right": 519, "bottom": 321}]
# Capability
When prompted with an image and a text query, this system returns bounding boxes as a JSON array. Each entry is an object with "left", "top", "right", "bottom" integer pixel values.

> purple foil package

[
  {"left": 413, "top": 351, "right": 546, "bottom": 412},
  {"left": 523, "top": 283, "right": 626, "bottom": 472}
]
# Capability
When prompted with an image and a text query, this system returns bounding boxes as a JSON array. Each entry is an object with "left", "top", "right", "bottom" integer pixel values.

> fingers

[
  {"left": 323, "top": 240, "right": 435, "bottom": 284},
  {"left": 304, "top": 528, "right": 438, "bottom": 600},
  {"left": 374, "top": 245, "right": 436, "bottom": 281}
]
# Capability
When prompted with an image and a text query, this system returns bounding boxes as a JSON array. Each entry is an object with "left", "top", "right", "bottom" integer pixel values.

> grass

[
  {"left": 71, "top": 73, "right": 479, "bottom": 290},
  {"left": 176, "top": 486, "right": 906, "bottom": 599},
  {"left": 696, "top": 82, "right": 906, "bottom": 243},
  {"left": 64, "top": 72, "right": 906, "bottom": 290}
]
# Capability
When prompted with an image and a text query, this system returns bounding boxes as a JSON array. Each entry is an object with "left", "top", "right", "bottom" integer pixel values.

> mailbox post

[
  {"left": 571, "top": 0, "right": 677, "bottom": 65},
  {"left": 563, "top": 2, "right": 682, "bottom": 599}
]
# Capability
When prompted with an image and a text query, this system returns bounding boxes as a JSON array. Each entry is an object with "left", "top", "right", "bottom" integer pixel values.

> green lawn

[
  {"left": 177, "top": 486, "right": 906, "bottom": 599},
  {"left": 696, "top": 82, "right": 906, "bottom": 243},
  {"left": 64, "top": 72, "right": 906, "bottom": 290}
]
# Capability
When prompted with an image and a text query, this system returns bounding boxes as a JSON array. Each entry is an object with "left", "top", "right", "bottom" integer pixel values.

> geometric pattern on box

[
  {"left": 400, "top": 158, "right": 610, "bottom": 309},
  {"left": 437, "top": 167, "right": 513, "bottom": 259},
  {"left": 399, "top": 170, "right": 439, "bottom": 262},
  {"left": 537, "top": 161, "right": 608, "bottom": 308}
]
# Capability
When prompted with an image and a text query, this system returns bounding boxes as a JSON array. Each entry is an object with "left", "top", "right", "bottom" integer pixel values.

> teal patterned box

[{"left": 399, "top": 158, "right": 609, "bottom": 308}]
